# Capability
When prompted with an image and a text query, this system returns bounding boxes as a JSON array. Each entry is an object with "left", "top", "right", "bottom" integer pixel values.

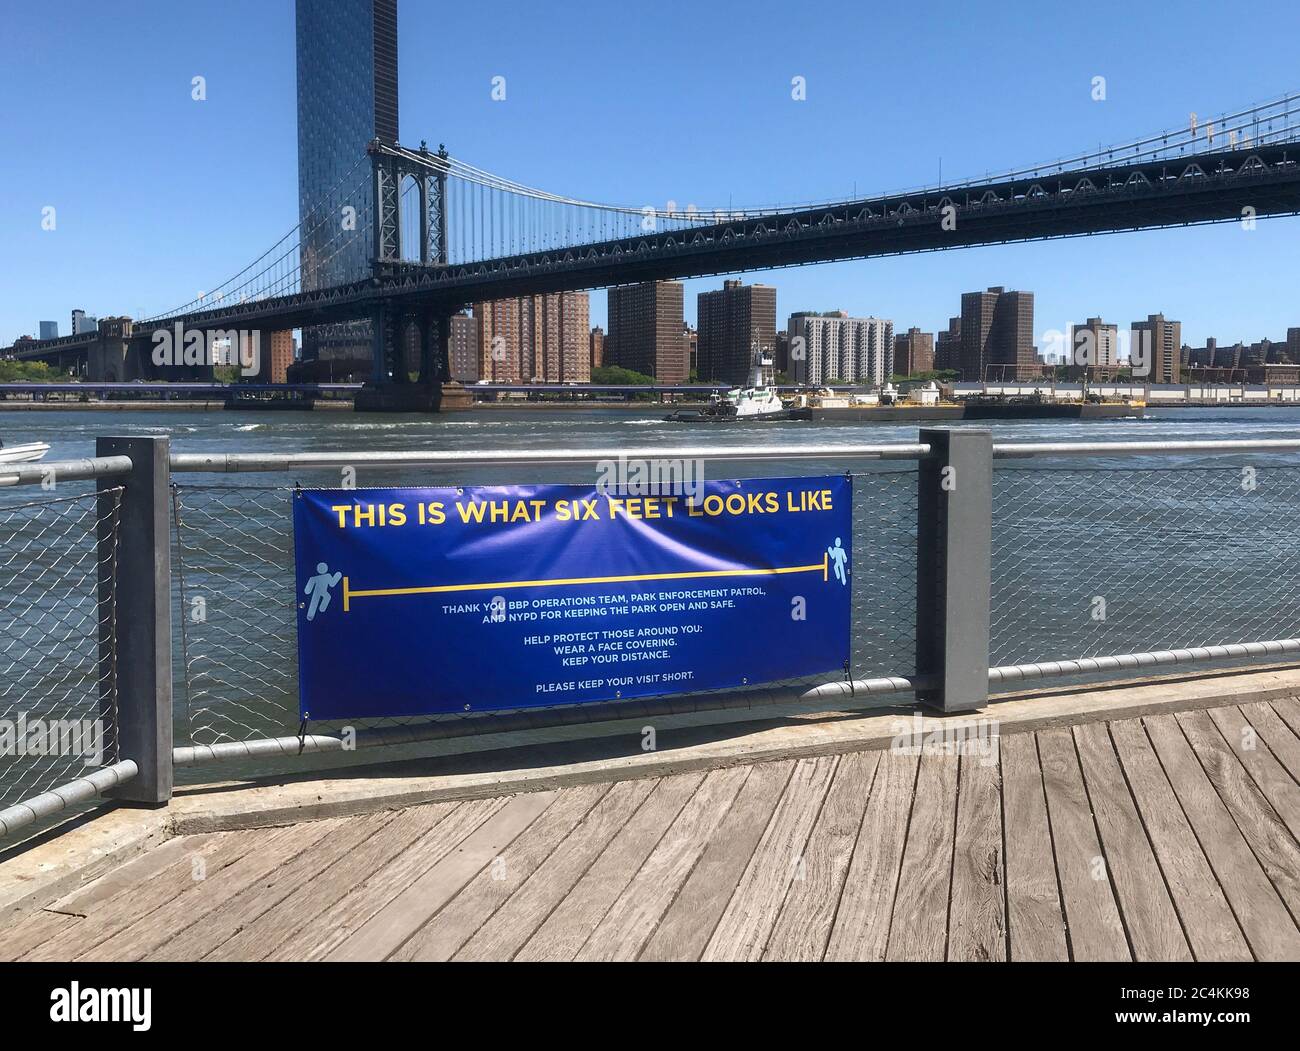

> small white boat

[{"left": 0, "top": 441, "right": 50, "bottom": 464}]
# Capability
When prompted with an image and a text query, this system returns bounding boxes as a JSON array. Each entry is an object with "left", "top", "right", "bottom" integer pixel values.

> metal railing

[{"left": 5, "top": 430, "right": 1300, "bottom": 842}]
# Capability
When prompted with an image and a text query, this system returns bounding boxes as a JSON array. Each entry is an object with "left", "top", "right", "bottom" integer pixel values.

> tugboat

[
  {"left": 665, "top": 346, "right": 811, "bottom": 422},
  {"left": 0, "top": 439, "right": 50, "bottom": 464}
]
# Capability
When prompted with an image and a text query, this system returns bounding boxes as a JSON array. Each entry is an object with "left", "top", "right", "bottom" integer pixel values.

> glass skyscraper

[{"left": 295, "top": 0, "right": 399, "bottom": 368}]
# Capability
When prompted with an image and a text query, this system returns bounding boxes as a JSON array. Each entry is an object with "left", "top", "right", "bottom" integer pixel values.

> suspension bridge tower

[{"left": 354, "top": 140, "right": 472, "bottom": 412}]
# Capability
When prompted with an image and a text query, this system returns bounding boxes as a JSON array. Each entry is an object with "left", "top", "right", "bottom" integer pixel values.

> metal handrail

[
  {"left": 0, "top": 761, "right": 138, "bottom": 838},
  {"left": 173, "top": 673, "right": 927, "bottom": 766},
  {"left": 168, "top": 444, "right": 934, "bottom": 472},
  {"left": 992, "top": 438, "right": 1300, "bottom": 458},
  {"left": 166, "top": 438, "right": 1300, "bottom": 474},
  {"left": 0, "top": 454, "right": 134, "bottom": 486},
  {"left": 989, "top": 639, "right": 1300, "bottom": 683}
]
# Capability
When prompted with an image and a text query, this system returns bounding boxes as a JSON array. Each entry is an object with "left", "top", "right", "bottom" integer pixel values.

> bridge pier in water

[{"left": 354, "top": 301, "right": 470, "bottom": 412}]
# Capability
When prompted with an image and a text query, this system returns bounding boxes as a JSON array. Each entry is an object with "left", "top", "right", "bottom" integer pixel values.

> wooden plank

[
  {"left": 330, "top": 792, "right": 557, "bottom": 961},
  {"left": 201, "top": 811, "right": 401, "bottom": 961},
  {"left": 1037, "top": 727, "right": 1129, "bottom": 961},
  {"left": 86, "top": 822, "right": 339, "bottom": 962},
  {"left": 206, "top": 807, "right": 445, "bottom": 962},
  {"left": 885, "top": 750, "right": 959, "bottom": 961},
  {"left": 0, "top": 833, "right": 219, "bottom": 961},
  {"left": 224, "top": 801, "right": 495, "bottom": 962},
  {"left": 702, "top": 755, "right": 838, "bottom": 961},
  {"left": 1269, "top": 696, "right": 1300, "bottom": 743},
  {"left": 1000, "top": 733, "right": 1067, "bottom": 961},
  {"left": 148, "top": 815, "right": 369, "bottom": 961},
  {"left": 824, "top": 750, "right": 920, "bottom": 962},
  {"left": 947, "top": 751, "right": 1006, "bottom": 962},
  {"left": 23, "top": 829, "right": 266, "bottom": 961},
  {"left": 0, "top": 909, "right": 79, "bottom": 962},
  {"left": 575, "top": 768, "right": 750, "bottom": 962},
  {"left": 1072, "top": 722, "right": 1190, "bottom": 961},
  {"left": 1109, "top": 718, "right": 1250, "bottom": 962},
  {"left": 393, "top": 785, "right": 610, "bottom": 962},
  {"left": 1218, "top": 704, "right": 1300, "bottom": 841},
  {"left": 515, "top": 774, "right": 704, "bottom": 962},
  {"left": 268, "top": 800, "right": 496, "bottom": 961},
  {"left": 1142, "top": 714, "right": 1300, "bottom": 960},
  {"left": 269, "top": 801, "right": 496, "bottom": 962},
  {"left": 453, "top": 779, "right": 657, "bottom": 961},
  {"left": 639, "top": 760, "right": 793, "bottom": 962},
  {"left": 1243, "top": 700, "right": 1300, "bottom": 784},
  {"left": 763, "top": 751, "right": 879, "bottom": 961},
  {"left": 1178, "top": 710, "right": 1300, "bottom": 924},
  {"left": 46, "top": 834, "right": 219, "bottom": 917}
]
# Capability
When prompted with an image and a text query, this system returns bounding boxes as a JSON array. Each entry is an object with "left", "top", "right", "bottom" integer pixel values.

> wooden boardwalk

[{"left": 4, "top": 699, "right": 1300, "bottom": 961}]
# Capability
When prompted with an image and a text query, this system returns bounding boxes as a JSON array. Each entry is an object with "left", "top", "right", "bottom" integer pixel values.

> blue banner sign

[{"left": 293, "top": 476, "right": 851, "bottom": 720}]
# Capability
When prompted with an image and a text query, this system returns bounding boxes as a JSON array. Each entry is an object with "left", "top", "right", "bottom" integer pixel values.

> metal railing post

[
  {"left": 97, "top": 436, "right": 173, "bottom": 803},
  {"left": 915, "top": 428, "right": 992, "bottom": 712}
]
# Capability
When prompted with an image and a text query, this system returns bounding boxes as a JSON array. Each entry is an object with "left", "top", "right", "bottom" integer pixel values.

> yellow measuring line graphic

[{"left": 342, "top": 551, "right": 829, "bottom": 612}]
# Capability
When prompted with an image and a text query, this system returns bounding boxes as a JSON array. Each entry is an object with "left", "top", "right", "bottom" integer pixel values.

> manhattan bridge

[{"left": 9, "top": 91, "right": 1300, "bottom": 407}]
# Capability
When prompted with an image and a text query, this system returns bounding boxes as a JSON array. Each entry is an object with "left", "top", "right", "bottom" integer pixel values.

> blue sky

[{"left": 3, "top": 0, "right": 1299, "bottom": 347}]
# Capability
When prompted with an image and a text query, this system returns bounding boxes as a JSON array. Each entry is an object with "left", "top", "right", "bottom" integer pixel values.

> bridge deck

[{"left": 3, "top": 698, "right": 1300, "bottom": 962}]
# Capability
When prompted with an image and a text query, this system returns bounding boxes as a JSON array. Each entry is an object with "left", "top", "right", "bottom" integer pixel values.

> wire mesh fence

[
  {"left": 0, "top": 487, "right": 121, "bottom": 810},
  {"left": 991, "top": 464, "right": 1300, "bottom": 667},
  {"left": 168, "top": 471, "right": 918, "bottom": 751},
  {"left": 171, "top": 484, "right": 296, "bottom": 747}
]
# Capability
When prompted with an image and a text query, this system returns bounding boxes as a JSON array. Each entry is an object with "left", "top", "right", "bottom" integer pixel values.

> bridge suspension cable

[{"left": 138, "top": 89, "right": 1300, "bottom": 326}]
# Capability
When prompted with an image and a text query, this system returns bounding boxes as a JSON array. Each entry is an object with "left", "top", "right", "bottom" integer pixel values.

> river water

[
  {"left": 7, "top": 402, "right": 1300, "bottom": 465},
  {"left": 2, "top": 404, "right": 1300, "bottom": 806}
]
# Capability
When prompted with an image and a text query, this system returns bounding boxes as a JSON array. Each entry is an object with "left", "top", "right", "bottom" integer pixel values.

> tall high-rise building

[
  {"left": 934, "top": 316, "right": 962, "bottom": 372},
  {"left": 71, "top": 310, "right": 97, "bottom": 336},
  {"left": 447, "top": 312, "right": 479, "bottom": 382},
  {"left": 589, "top": 326, "right": 605, "bottom": 371},
  {"left": 1243, "top": 338, "right": 1274, "bottom": 367},
  {"left": 697, "top": 280, "right": 777, "bottom": 385},
  {"left": 264, "top": 330, "right": 296, "bottom": 383},
  {"left": 296, "top": 0, "right": 399, "bottom": 366},
  {"left": 1213, "top": 341, "right": 1244, "bottom": 370},
  {"left": 1130, "top": 313, "right": 1182, "bottom": 383},
  {"left": 475, "top": 299, "right": 520, "bottom": 382},
  {"left": 39, "top": 321, "right": 58, "bottom": 340},
  {"left": 543, "top": 291, "right": 590, "bottom": 382},
  {"left": 1069, "top": 317, "right": 1119, "bottom": 374},
  {"left": 786, "top": 312, "right": 893, "bottom": 386},
  {"left": 893, "top": 327, "right": 934, "bottom": 376},
  {"left": 606, "top": 281, "right": 687, "bottom": 383},
  {"left": 959, "top": 286, "right": 1035, "bottom": 381},
  {"left": 473, "top": 293, "right": 589, "bottom": 383},
  {"left": 683, "top": 324, "right": 698, "bottom": 378}
]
